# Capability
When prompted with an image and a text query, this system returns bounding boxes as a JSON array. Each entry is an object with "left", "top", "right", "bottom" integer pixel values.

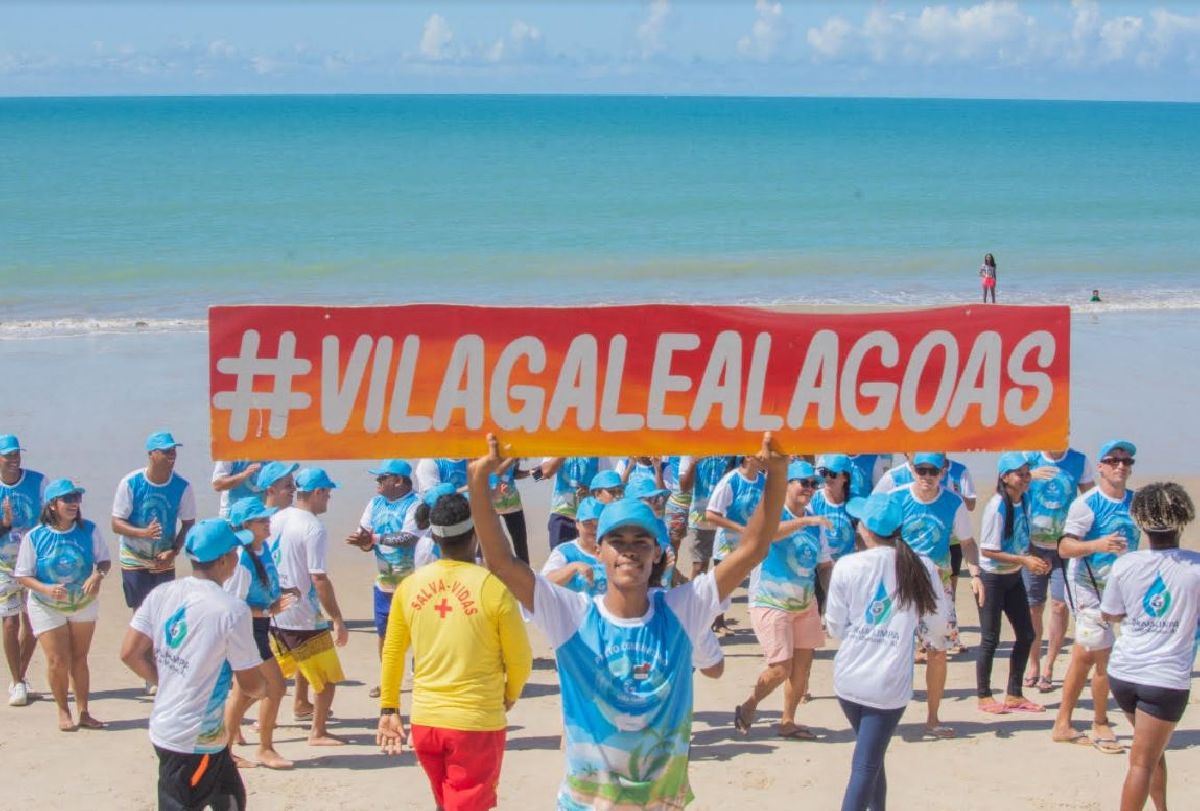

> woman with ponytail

[
  {"left": 826, "top": 492, "right": 950, "bottom": 811},
  {"left": 222, "top": 496, "right": 297, "bottom": 769},
  {"left": 975, "top": 453, "right": 1050, "bottom": 714},
  {"left": 1101, "top": 482, "right": 1199, "bottom": 811}
]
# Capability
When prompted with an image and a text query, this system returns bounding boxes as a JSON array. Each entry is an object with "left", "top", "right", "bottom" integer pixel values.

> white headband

[{"left": 431, "top": 517, "right": 475, "bottom": 538}]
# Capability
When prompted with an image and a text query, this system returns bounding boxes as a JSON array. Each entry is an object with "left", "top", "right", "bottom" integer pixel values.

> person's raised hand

[
  {"left": 1030, "top": 466, "right": 1057, "bottom": 482},
  {"left": 756, "top": 432, "right": 788, "bottom": 474},
  {"left": 468, "top": 434, "right": 504, "bottom": 484}
]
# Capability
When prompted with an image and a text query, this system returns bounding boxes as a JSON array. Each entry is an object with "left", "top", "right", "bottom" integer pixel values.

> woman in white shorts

[{"left": 13, "top": 479, "right": 109, "bottom": 731}]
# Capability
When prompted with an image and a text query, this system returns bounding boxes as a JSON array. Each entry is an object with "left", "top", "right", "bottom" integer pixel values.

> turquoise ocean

[{"left": 1, "top": 95, "right": 1198, "bottom": 479}]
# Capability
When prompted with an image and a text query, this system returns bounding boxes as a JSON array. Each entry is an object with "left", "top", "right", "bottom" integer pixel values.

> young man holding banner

[{"left": 471, "top": 432, "right": 788, "bottom": 810}]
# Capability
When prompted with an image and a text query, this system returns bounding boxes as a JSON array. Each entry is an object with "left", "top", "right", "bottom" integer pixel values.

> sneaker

[
  {"left": 8, "top": 681, "right": 29, "bottom": 707},
  {"left": 144, "top": 681, "right": 158, "bottom": 697}
]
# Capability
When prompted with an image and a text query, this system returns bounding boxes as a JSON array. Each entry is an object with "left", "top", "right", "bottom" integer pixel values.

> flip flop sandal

[
  {"left": 1053, "top": 732, "right": 1093, "bottom": 747},
  {"left": 734, "top": 704, "right": 752, "bottom": 736},
  {"left": 923, "top": 725, "right": 956, "bottom": 739},
  {"left": 979, "top": 702, "right": 1010, "bottom": 714},
  {"left": 1005, "top": 699, "right": 1046, "bottom": 713},
  {"left": 777, "top": 725, "right": 818, "bottom": 741},
  {"left": 1023, "top": 675, "right": 1039, "bottom": 688},
  {"left": 1037, "top": 677, "right": 1054, "bottom": 694},
  {"left": 1091, "top": 737, "right": 1125, "bottom": 755}
]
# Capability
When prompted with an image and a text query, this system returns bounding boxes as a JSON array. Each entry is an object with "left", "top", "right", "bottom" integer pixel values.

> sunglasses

[
  {"left": 59, "top": 493, "right": 83, "bottom": 504},
  {"left": 816, "top": 468, "right": 843, "bottom": 479},
  {"left": 1101, "top": 457, "right": 1135, "bottom": 468},
  {"left": 913, "top": 465, "right": 942, "bottom": 477},
  {"left": 792, "top": 478, "right": 820, "bottom": 488},
  {"left": 375, "top": 475, "right": 393, "bottom": 483}
]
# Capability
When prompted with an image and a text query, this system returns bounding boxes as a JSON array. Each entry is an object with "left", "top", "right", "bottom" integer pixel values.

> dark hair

[
  {"left": 412, "top": 502, "right": 432, "bottom": 531},
  {"left": 984, "top": 253, "right": 996, "bottom": 267},
  {"left": 193, "top": 552, "right": 234, "bottom": 573},
  {"left": 893, "top": 536, "right": 939, "bottom": 616},
  {"left": 246, "top": 545, "right": 269, "bottom": 587},
  {"left": 429, "top": 493, "right": 475, "bottom": 558},
  {"left": 39, "top": 500, "right": 84, "bottom": 530},
  {"left": 1131, "top": 482, "right": 1195, "bottom": 548},
  {"left": 996, "top": 475, "right": 1018, "bottom": 544},
  {"left": 599, "top": 526, "right": 669, "bottom": 587}
]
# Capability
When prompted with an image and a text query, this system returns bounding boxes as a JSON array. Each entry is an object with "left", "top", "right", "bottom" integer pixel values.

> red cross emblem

[{"left": 434, "top": 598, "right": 453, "bottom": 619}]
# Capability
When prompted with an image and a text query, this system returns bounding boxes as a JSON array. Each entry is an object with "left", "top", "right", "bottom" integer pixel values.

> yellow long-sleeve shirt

[{"left": 380, "top": 558, "right": 532, "bottom": 731}]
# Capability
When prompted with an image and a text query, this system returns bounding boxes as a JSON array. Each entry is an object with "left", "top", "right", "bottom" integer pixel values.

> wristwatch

[{"left": 380, "top": 708, "right": 398, "bottom": 716}]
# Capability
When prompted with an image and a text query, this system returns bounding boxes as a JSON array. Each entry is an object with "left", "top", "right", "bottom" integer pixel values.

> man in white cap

[
  {"left": 120, "top": 518, "right": 265, "bottom": 811},
  {"left": 270, "top": 467, "right": 348, "bottom": 745},
  {"left": 0, "top": 433, "right": 45, "bottom": 707}
]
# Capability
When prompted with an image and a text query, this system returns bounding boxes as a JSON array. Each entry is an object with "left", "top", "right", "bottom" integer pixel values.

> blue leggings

[{"left": 838, "top": 699, "right": 905, "bottom": 811}]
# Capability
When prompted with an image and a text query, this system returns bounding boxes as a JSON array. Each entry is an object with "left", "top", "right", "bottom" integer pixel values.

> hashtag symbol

[{"left": 213, "top": 330, "right": 313, "bottom": 440}]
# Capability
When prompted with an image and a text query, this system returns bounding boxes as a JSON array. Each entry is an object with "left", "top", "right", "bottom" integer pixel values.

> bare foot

[
  {"left": 293, "top": 704, "right": 315, "bottom": 721},
  {"left": 233, "top": 753, "right": 258, "bottom": 769},
  {"left": 1092, "top": 721, "right": 1117, "bottom": 741},
  {"left": 308, "top": 734, "right": 347, "bottom": 747},
  {"left": 77, "top": 713, "right": 106, "bottom": 730},
  {"left": 235, "top": 731, "right": 247, "bottom": 746},
  {"left": 256, "top": 749, "right": 295, "bottom": 769},
  {"left": 58, "top": 712, "right": 78, "bottom": 732}
]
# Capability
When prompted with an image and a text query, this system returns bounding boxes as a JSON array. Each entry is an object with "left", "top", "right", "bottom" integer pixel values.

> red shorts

[
  {"left": 982, "top": 276, "right": 996, "bottom": 289},
  {"left": 410, "top": 725, "right": 506, "bottom": 811}
]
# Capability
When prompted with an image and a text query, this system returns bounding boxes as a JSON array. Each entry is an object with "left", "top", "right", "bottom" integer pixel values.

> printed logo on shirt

[
  {"left": 165, "top": 605, "right": 188, "bottom": 649},
  {"left": 4, "top": 492, "right": 38, "bottom": 531},
  {"left": 48, "top": 545, "right": 86, "bottom": 584},
  {"left": 632, "top": 662, "right": 651, "bottom": 681},
  {"left": 1032, "top": 475, "right": 1070, "bottom": 512},
  {"left": 865, "top": 580, "right": 894, "bottom": 626},
  {"left": 1143, "top": 574, "right": 1173, "bottom": 619}
]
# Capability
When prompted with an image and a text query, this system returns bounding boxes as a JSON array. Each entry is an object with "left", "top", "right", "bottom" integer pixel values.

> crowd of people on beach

[{"left": 1, "top": 429, "right": 1197, "bottom": 811}]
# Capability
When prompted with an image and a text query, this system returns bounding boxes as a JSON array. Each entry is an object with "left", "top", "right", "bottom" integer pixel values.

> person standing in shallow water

[{"left": 980, "top": 253, "right": 998, "bottom": 303}]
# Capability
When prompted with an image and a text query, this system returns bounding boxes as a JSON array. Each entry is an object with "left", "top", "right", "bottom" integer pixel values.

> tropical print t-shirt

[
  {"left": 14, "top": 520, "right": 109, "bottom": 612},
  {"left": 112, "top": 468, "right": 196, "bottom": 571},
  {"left": 0, "top": 469, "right": 46, "bottom": 601},
  {"left": 707, "top": 469, "right": 765, "bottom": 561},
  {"left": 542, "top": 540, "right": 608, "bottom": 597},
  {"left": 1063, "top": 487, "right": 1140, "bottom": 609},
  {"left": 748, "top": 506, "right": 831, "bottom": 612},
  {"left": 359, "top": 493, "right": 435, "bottom": 591},
  {"left": 531, "top": 573, "right": 722, "bottom": 810},
  {"left": 978, "top": 493, "right": 1031, "bottom": 575},
  {"left": 1024, "top": 450, "right": 1092, "bottom": 550},
  {"left": 809, "top": 489, "right": 855, "bottom": 561},
  {"left": 683, "top": 456, "right": 736, "bottom": 530}
]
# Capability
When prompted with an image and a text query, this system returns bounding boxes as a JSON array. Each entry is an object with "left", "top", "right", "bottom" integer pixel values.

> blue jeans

[{"left": 838, "top": 698, "right": 904, "bottom": 811}]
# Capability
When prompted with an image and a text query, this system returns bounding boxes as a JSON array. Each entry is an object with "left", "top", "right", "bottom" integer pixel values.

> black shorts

[
  {"left": 122, "top": 569, "right": 175, "bottom": 610},
  {"left": 252, "top": 616, "right": 272, "bottom": 661},
  {"left": 949, "top": 544, "right": 963, "bottom": 577},
  {"left": 1110, "top": 676, "right": 1190, "bottom": 724},
  {"left": 155, "top": 745, "right": 246, "bottom": 811}
]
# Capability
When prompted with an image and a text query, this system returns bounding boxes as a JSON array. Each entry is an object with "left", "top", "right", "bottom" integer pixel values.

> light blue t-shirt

[
  {"left": 541, "top": 540, "right": 607, "bottom": 596},
  {"left": 709, "top": 469, "right": 765, "bottom": 560},
  {"left": 848, "top": 454, "right": 888, "bottom": 499},
  {"left": 810, "top": 489, "right": 856, "bottom": 561},
  {"left": 1063, "top": 487, "right": 1140, "bottom": 606},
  {"left": 435, "top": 459, "right": 468, "bottom": 490},
  {"left": 361, "top": 492, "right": 422, "bottom": 591},
  {"left": 889, "top": 484, "right": 972, "bottom": 577},
  {"left": 749, "top": 506, "right": 831, "bottom": 611},
  {"left": 215, "top": 460, "right": 269, "bottom": 518},
  {"left": 532, "top": 573, "right": 722, "bottom": 810},
  {"left": 1024, "top": 450, "right": 1091, "bottom": 550},
  {"left": 978, "top": 493, "right": 1031, "bottom": 575},
  {"left": 15, "top": 520, "right": 107, "bottom": 612},
  {"left": 238, "top": 545, "right": 282, "bottom": 612},
  {"left": 548, "top": 457, "right": 603, "bottom": 518},
  {"left": 687, "top": 456, "right": 737, "bottom": 529},
  {"left": 113, "top": 469, "right": 194, "bottom": 570},
  {"left": 0, "top": 468, "right": 46, "bottom": 575}
]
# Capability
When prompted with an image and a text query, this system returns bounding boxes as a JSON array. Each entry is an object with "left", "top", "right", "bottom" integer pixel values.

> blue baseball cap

[
  {"left": 228, "top": 496, "right": 277, "bottom": 529},
  {"left": 44, "top": 478, "right": 85, "bottom": 502},
  {"left": 295, "top": 467, "right": 338, "bottom": 492},
  {"left": 596, "top": 498, "right": 661, "bottom": 541},
  {"left": 184, "top": 518, "right": 243, "bottom": 563},
  {"left": 626, "top": 478, "right": 670, "bottom": 500},
  {"left": 0, "top": 434, "right": 24, "bottom": 455},
  {"left": 1099, "top": 439, "right": 1137, "bottom": 459},
  {"left": 422, "top": 482, "right": 457, "bottom": 508},
  {"left": 145, "top": 431, "right": 181, "bottom": 452},
  {"left": 369, "top": 459, "right": 413, "bottom": 478},
  {"left": 816, "top": 454, "right": 852, "bottom": 475},
  {"left": 256, "top": 461, "right": 298, "bottom": 490},
  {"left": 575, "top": 496, "right": 603, "bottom": 523},
  {"left": 911, "top": 452, "right": 946, "bottom": 469},
  {"left": 787, "top": 461, "right": 817, "bottom": 481},
  {"left": 846, "top": 493, "right": 903, "bottom": 537},
  {"left": 590, "top": 470, "right": 623, "bottom": 491},
  {"left": 997, "top": 451, "right": 1031, "bottom": 476}
]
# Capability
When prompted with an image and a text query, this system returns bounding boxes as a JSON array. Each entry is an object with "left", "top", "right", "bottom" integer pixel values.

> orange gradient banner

[{"left": 208, "top": 304, "right": 1069, "bottom": 459}]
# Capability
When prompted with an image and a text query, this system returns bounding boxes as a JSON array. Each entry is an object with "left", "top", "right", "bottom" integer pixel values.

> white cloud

[
  {"left": 738, "top": 0, "right": 786, "bottom": 62},
  {"left": 1141, "top": 8, "right": 1200, "bottom": 67},
  {"left": 419, "top": 13, "right": 455, "bottom": 61},
  {"left": 487, "top": 19, "right": 547, "bottom": 63},
  {"left": 807, "top": 16, "right": 853, "bottom": 61},
  {"left": 637, "top": 0, "right": 671, "bottom": 59}
]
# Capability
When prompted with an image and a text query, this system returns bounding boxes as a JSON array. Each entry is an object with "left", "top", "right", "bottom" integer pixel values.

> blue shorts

[
  {"left": 373, "top": 585, "right": 394, "bottom": 637},
  {"left": 122, "top": 569, "right": 174, "bottom": 610},
  {"left": 1023, "top": 546, "right": 1066, "bottom": 605}
]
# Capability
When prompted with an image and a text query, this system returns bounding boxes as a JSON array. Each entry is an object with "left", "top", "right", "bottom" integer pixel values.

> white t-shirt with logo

[
  {"left": 130, "top": 577, "right": 261, "bottom": 754},
  {"left": 1101, "top": 548, "right": 1200, "bottom": 691},
  {"left": 826, "top": 545, "right": 952, "bottom": 709},
  {"left": 270, "top": 507, "right": 329, "bottom": 631}
]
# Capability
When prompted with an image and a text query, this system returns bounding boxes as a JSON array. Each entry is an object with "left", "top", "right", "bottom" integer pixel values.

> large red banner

[{"left": 208, "top": 304, "right": 1069, "bottom": 459}]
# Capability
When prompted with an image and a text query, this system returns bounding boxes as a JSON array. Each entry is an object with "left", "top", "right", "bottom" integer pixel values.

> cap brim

[{"left": 234, "top": 530, "right": 255, "bottom": 545}]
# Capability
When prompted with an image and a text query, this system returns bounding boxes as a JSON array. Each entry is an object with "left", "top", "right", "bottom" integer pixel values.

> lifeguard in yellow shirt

[{"left": 376, "top": 489, "right": 531, "bottom": 811}]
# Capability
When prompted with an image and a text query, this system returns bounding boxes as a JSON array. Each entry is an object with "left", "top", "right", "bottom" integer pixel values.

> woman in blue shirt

[{"left": 13, "top": 479, "right": 110, "bottom": 732}]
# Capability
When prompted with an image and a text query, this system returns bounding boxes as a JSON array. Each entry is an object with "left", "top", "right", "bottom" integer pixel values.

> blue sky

[{"left": 2, "top": 1, "right": 1198, "bottom": 100}]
